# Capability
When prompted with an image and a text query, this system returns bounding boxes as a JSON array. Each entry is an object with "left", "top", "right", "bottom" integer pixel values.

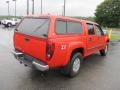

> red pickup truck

[{"left": 13, "top": 15, "right": 109, "bottom": 77}]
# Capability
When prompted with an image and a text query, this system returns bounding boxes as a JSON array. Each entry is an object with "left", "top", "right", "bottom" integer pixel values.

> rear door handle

[
  {"left": 88, "top": 38, "right": 92, "bottom": 41},
  {"left": 98, "top": 37, "right": 100, "bottom": 40},
  {"left": 24, "top": 38, "right": 30, "bottom": 41}
]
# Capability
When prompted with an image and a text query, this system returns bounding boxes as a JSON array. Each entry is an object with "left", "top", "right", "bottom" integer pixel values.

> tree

[{"left": 95, "top": 0, "right": 120, "bottom": 27}]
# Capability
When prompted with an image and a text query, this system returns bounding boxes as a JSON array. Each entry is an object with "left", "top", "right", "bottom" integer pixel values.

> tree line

[{"left": 95, "top": 0, "right": 120, "bottom": 28}]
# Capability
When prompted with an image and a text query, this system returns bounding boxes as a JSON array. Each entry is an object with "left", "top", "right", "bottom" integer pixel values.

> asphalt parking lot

[{"left": 0, "top": 25, "right": 120, "bottom": 90}]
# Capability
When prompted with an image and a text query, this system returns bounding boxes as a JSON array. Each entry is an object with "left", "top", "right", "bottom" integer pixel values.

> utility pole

[
  {"left": 27, "top": 0, "right": 29, "bottom": 15},
  {"left": 64, "top": 0, "right": 66, "bottom": 16},
  {"left": 6, "top": 1, "right": 10, "bottom": 18},
  {"left": 32, "top": 0, "right": 34, "bottom": 15},
  {"left": 13, "top": 0, "right": 17, "bottom": 17},
  {"left": 62, "top": 5, "right": 64, "bottom": 16},
  {"left": 41, "top": 0, "right": 42, "bottom": 14}
]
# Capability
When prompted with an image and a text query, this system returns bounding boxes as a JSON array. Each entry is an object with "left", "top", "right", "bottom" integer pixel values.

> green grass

[
  {"left": 111, "top": 35, "right": 120, "bottom": 41},
  {"left": 106, "top": 28, "right": 120, "bottom": 41},
  {"left": 0, "top": 15, "right": 21, "bottom": 20}
]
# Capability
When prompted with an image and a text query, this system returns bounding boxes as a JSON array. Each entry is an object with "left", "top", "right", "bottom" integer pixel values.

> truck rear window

[{"left": 16, "top": 18, "right": 50, "bottom": 38}]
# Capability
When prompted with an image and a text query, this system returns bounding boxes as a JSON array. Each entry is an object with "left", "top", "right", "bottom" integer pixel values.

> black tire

[
  {"left": 4, "top": 24, "right": 8, "bottom": 27},
  {"left": 100, "top": 43, "right": 108, "bottom": 56},
  {"left": 7, "top": 23, "right": 12, "bottom": 27},
  {"left": 61, "top": 52, "right": 83, "bottom": 77}
]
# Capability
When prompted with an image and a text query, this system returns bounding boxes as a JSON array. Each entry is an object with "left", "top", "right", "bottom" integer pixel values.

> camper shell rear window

[{"left": 16, "top": 17, "right": 50, "bottom": 38}]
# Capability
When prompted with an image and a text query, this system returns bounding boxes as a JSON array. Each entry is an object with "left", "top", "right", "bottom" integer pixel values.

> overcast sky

[{"left": 0, "top": 0, "right": 104, "bottom": 17}]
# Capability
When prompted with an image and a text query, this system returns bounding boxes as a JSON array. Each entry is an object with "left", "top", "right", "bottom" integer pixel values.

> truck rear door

[{"left": 86, "top": 23, "right": 97, "bottom": 54}]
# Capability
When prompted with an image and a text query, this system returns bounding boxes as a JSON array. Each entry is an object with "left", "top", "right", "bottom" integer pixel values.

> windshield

[{"left": 17, "top": 18, "right": 50, "bottom": 38}]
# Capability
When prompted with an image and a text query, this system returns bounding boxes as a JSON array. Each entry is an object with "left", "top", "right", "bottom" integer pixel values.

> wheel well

[
  {"left": 71, "top": 48, "right": 84, "bottom": 58},
  {"left": 7, "top": 23, "right": 12, "bottom": 24}
]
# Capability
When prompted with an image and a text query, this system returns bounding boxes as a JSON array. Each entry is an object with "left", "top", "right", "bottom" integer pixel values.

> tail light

[{"left": 46, "top": 42, "right": 55, "bottom": 60}]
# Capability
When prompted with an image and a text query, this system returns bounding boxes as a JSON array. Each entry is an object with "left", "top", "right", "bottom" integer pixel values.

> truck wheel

[
  {"left": 100, "top": 44, "right": 108, "bottom": 56},
  {"left": 7, "top": 23, "right": 12, "bottom": 27},
  {"left": 61, "top": 52, "right": 83, "bottom": 77}
]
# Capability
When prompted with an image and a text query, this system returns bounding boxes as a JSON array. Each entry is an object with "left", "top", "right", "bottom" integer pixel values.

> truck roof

[{"left": 23, "top": 15, "right": 99, "bottom": 25}]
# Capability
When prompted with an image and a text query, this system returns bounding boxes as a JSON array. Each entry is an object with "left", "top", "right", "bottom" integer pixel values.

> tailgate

[{"left": 14, "top": 32, "right": 47, "bottom": 62}]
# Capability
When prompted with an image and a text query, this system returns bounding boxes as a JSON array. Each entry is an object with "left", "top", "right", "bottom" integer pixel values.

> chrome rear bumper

[
  {"left": 13, "top": 50, "right": 49, "bottom": 71},
  {"left": 32, "top": 61, "right": 49, "bottom": 71}
]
